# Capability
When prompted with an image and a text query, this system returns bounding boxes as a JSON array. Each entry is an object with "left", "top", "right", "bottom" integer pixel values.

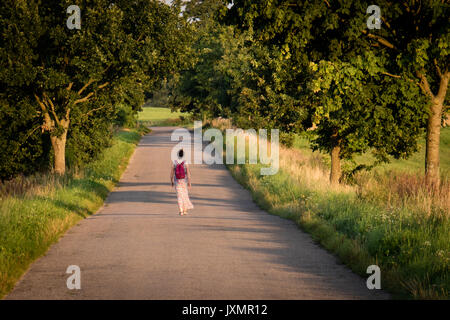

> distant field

[
  {"left": 293, "top": 127, "right": 450, "bottom": 176},
  {"left": 138, "top": 107, "right": 188, "bottom": 126}
]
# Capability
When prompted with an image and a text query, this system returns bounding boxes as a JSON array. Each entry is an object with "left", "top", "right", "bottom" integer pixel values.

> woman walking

[{"left": 170, "top": 149, "right": 193, "bottom": 215}]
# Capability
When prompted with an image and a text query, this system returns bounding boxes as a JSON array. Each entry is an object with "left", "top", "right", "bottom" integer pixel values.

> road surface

[{"left": 6, "top": 127, "right": 388, "bottom": 299}]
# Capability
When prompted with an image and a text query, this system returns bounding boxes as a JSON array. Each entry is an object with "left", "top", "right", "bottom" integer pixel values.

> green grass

[
  {"left": 228, "top": 163, "right": 449, "bottom": 299},
  {"left": 0, "top": 126, "right": 149, "bottom": 299},
  {"left": 212, "top": 118, "right": 449, "bottom": 299},
  {"left": 293, "top": 127, "right": 450, "bottom": 176},
  {"left": 138, "top": 106, "right": 190, "bottom": 127}
]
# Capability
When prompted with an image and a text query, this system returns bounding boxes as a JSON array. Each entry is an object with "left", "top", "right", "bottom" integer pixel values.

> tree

[
  {"left": 0, "top": 0, "right": 189, "bottom": 175},
  {"left": 363, "top": 0, "right": 449, "bottom": 187},
  {"left": 171, "top": 25, "right": 230, "bottom": 120},
  {"left": 310, "top": 57, "right": 426, "bottom": 183},
  {"left": 225, "top": 0, "right": 434, "bottom": 184},
  {"left": 170, "top": 0, "right": 231, "bottom": 121}
]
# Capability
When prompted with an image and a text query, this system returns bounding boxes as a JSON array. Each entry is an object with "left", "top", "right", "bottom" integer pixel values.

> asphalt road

[{"left": 6, "top": 127, "right": 388, "bottom": 299}]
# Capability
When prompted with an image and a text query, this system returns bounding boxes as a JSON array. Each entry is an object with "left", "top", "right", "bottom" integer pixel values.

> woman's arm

[
  {"left": 186, "top": 163, "right": 192, "bottom": 187},
  {"left": 170, "top": 162, "right": 174, "bottom": 186}
]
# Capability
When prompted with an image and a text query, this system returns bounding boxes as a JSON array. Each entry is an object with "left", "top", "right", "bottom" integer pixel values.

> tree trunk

[
  {"left": 330, "top": 144, "right": 341, "bottom": 184},
  {"left": 425, "top": 98, "right": 443, "bottom": 188},
  {"left": 423, "top": 70, "right": 449, "bottom": 189},
  {"left": 34, "top": 93, "right": 72, "bottom": 176},
  {"left": 50, "top": 127, "right": 68, "bottom": 175}
]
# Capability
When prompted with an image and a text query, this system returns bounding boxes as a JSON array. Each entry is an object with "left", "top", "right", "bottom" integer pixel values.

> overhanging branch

[
  {"left": 381, "top": 71, "right": 401, "bottom": 78},
  {"left": 73, "top": 92, "right": 94, "bottom": 105},
  {"left": 78, "top": 78, "right": 94, "bottom": 95},
  {"left": 362, "top": 30, "right": 396, "bottom": 50}
]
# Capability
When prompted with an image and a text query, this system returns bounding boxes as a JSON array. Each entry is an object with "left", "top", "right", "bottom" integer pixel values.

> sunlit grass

[
  {"left": 0, "top": 127, "right": 148, "bottom": 299},
  {"left": 293, "top": 127, "right": 450, "bottom": 176},
  {"left": 138, "top": 106, "right": 190, "bottom": 127},
  {"left": 211, "top": 118, "right": 449, "bottom": 299}
]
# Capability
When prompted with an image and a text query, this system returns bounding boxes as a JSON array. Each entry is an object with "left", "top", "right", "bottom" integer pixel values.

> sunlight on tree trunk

[
  {"left": 425, "top": 99, "right": 443, "bottom": 188},
  {"left": 330, "top": 144, "right": 341, "bottom": 184},
  {"left": 422, "top": 72, "right": 449, "bottom": 189},
  {"left": 50, "top": 131, "right": 67, "bottom": 175}
]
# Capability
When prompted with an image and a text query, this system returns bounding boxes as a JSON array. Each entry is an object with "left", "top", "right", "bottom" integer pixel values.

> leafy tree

[
  {"left": 183, "top": 0, "right": 229, "bottom": 27},
  {"left": 216, "top": 30, "right": 309, "bottom": 145},
  {"left": 225, "top": 0, "right": 434, "bottom": 184},
  {"left": 170, "top": 0, "right": 231, "bottom": 121},
  {"left": 173, "top": 0, "right": 308, "bottom": 145},
  {"left": 362, "top": 0, "right": 449, "bottom": 187},
  {"left": 0, "top": 0, "right": 188, "bottom": 176},
  {"left": 0, "top": 90, "right": 51, "bottom": 179}
]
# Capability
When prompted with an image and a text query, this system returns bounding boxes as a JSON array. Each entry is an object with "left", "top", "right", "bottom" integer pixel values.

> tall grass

[
  {"left": 211, "top": 118, "right": 449, "bottom": 299},
  {"left": 293, "top": 127, "right": 450, "bottom": 175},
  {"left": 0, "top": 126, "right": 149, "bottom": 299}
]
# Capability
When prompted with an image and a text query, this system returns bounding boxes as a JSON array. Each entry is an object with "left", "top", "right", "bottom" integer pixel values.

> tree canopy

[
  {"left": 1, "top": 0, "right": 448, "bottom": 187},
  {"left": 0, "top": 0, "right": 190, "bottom": 177},
  {"left": 174, "top": 0, "right": 448, "bottom": 185}
]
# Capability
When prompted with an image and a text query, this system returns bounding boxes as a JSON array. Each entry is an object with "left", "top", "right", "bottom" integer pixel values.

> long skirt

[{"left": 175, "top": 178, "right": 193, "bottom": 212}]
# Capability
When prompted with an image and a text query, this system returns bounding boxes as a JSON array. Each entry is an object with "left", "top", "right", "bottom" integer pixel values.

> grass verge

[
  {"left": 0, "top": 126, "right": 150, "bottom": 299},
  {"left": 210, "top": 118, "right": 449, "bottom": 299}
]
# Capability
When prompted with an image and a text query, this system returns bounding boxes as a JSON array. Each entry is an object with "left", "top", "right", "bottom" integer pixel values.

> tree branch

[
  {"left": 34, "top": 94, "right": 47, "bottom": 113},
  {"left": 381, "top": 71, "right": 420, "bottom": 87},
  {"left": 97, "top": 82, "right": 109, "bottom": 89},
  {"left": 381, "top": 71, "right": 401, "bottom": 78},
  {"left": 73, "top": 92, "right": 94, "bottom": 105},
  {"left": 84, "top": 105, "right": 109, "bottom": 117},
  {"left": 43, "top": 92, "right": 61, "bottom": 126},
  {"left": 381, "top": 16, "right": 391, "bottom": 29},
  {"left": 78, "top": 78, "right": 94, "bottom": 95},
  {"left": 436, "top": 71, "right": 449, "bottom": 103},
  {"left": 65, "top": 107, "right": 71, "bottom": 122},
  {"left": 12, "top": 124, "right": 42, "bottom": 156},
  {"left": 416, "top": 70, "right": 434, "bottom": 98},
  {"left": 34, "top": 94, "right": 53, "bottom": 131},
  {"left": 362, "top": 30, "right": 396, "bottom": 50},
  {"left": 434, "top": 59, "right": 443, "bottom": 78}
]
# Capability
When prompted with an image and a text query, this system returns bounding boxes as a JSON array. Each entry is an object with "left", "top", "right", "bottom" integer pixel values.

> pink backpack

[{"left": 175, "top": 161, "right": 185, "bottom": 179}]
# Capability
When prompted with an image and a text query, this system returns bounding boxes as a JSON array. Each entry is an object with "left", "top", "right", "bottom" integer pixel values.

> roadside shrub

[
  {"left": 66, "top": 110, "right": 114, "bottom": 169},
  {"left": 114, "top": 104, "right": 138, "bottom": 128}
]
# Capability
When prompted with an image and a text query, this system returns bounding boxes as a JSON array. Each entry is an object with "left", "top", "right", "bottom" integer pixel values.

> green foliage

[
  {"left": 171, "top": 23, "right": 234, "bottom": 119},
  {"left": 225, "top": 0, "right": 433, "bottom": 171},
  {"left": 0, "top": 94, "right": 51, "bottom": 179},
  {"left": 173, "top": 2, "right": 309, "bottom": 132},
  {"left": 114, "top": 104, "right": 138, "bottom": 128},
  {"left": 227, "top": 160, "right": 449, "bottom": 299},
  {"left": 0, "top": 0, "right": 190, "bottom": 178},
  {"left": 66, "top": 113, "right": 114, "bottom": 169},
  {"left": 294, "top": 127, "right": 450, "bottom": 175},
  {"left": 0, "top": 127, "right": 144, "bottom": 299}
]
